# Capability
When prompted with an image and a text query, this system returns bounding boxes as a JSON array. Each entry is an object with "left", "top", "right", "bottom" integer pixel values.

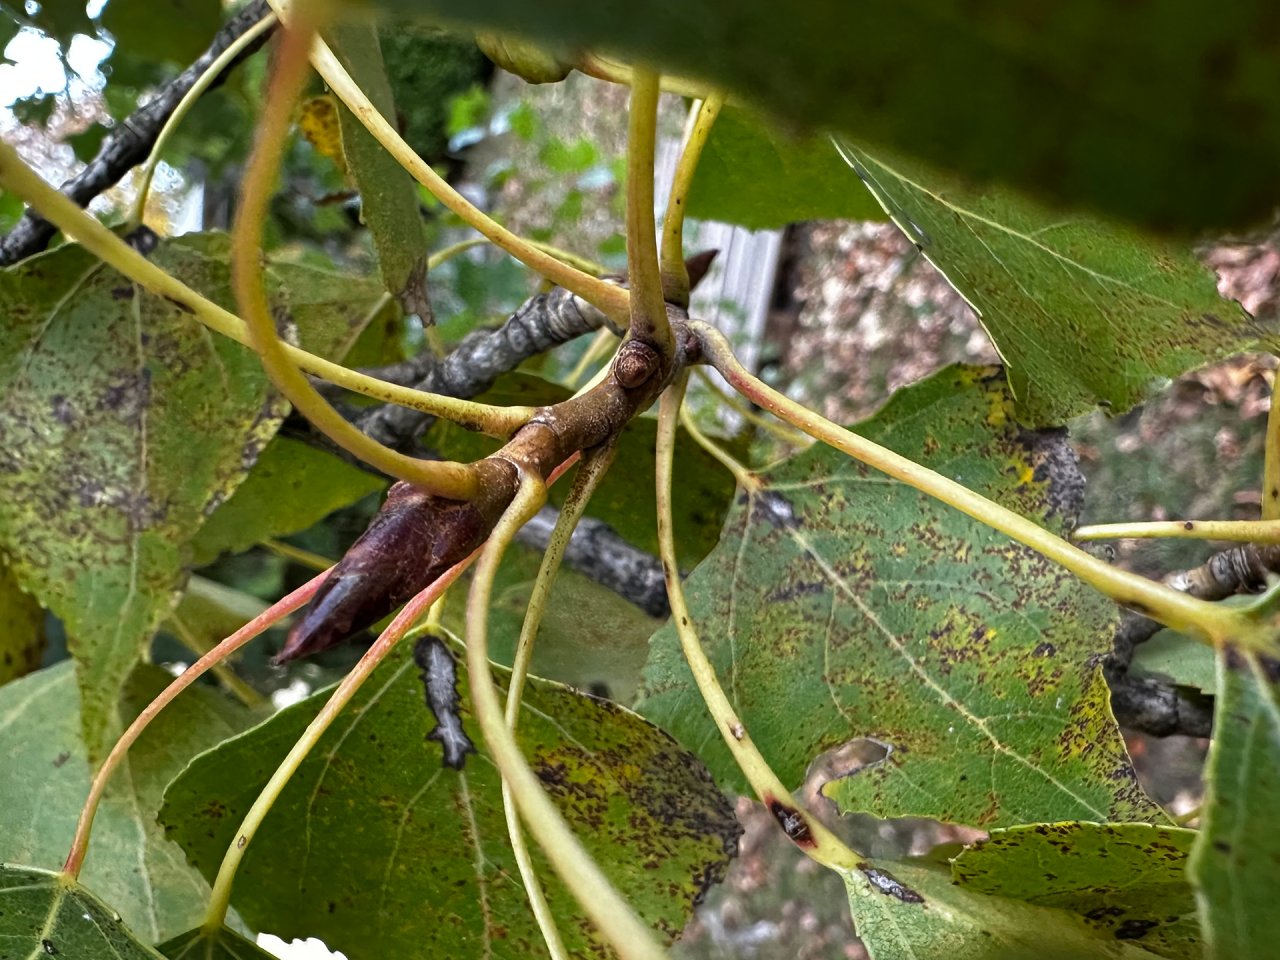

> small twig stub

[{"left": 413, "top": 633, "right": 477, "bottom": 769}]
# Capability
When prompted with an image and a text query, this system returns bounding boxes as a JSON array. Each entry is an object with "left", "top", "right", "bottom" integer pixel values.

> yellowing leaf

[
  {"left": 298, "top": 94, "right": 348, "bottom": 177},
  {"left": 639, "top": 365, "right": 1162, "bottom": 827}
]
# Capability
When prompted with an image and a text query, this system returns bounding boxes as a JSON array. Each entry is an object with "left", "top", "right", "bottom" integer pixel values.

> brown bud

[
  {"left": 278, "top": 460, "right": 517, "bottom": 662},
  {"left": 613, "top": 340, "right": 660, "bottom": 389}
]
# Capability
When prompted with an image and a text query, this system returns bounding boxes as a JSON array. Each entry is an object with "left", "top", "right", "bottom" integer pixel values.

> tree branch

[
  {"left": 517, "top": 508, "right": 668, "bottom": 618},
  {"left": 1106, "top": 542, "right": 1280, "bottom": 738},
  {"left": 1106, "top": 666, "right": 1214, "bottom": 738},
  {"left": 0, "top": 0, "right": 274, "bottom": 266},
  {"left": 1115, "top": 542, "right": 1280, "bottom": 649},
  {"left": 356, "top": 282, "right": 624, "bottom": 453},
  {"left": 327, "top": 250, "right": 719, "bottom": 454}
]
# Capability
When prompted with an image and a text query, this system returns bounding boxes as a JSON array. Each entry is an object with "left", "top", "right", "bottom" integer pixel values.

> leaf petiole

[
  {"left": 660, "top": 94, "right": 723, "bottom": 306},
  {"left": 130, "top": 10, "right": 278, "bottom": 228},
  {"left": 231, "top": 16, "right": 484, "bottom": 501},
  {"left": 657, "top": 375, "right": 860, "bottom": 871},
  {"left": 693, "top": 321, "right": 1264, "bottom": 650},
  {"left": 624, "top": 68, "right": 675, "bottom": 361},
  {"left": 200, "top": 552, "right": 476, "bottom": 932},
  {"left": 464, "top": 472, "right": 672, "bottom": 960},
  {"left": 61, "top": 573, "right": 330, "bottom": 879},
  {"left": 1073, "top": 519, "right": 1280, "bottom": 544},
  {"left": 0, "top": 139, "right": 532, "bottom": 437},
  {"left": 501, "top": 445, "right": 616, "bottom": 960}
]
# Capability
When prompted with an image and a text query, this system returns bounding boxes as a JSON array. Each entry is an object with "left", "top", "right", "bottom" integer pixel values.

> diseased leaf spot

[
  {"left": 766, "top": 797, "right": 815, "bottom": 848},
  {"left": 857, "top": 863, "right": 925, "bottom": 903},
  {"left": 1114, "top": 919, "right": 1159, "bottom": 940},
  {"left": 413, "top": 633, "right": 476, "bottom": 770}
]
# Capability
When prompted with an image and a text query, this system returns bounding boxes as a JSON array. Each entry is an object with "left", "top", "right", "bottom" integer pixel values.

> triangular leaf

[
  {"left": 158, "top": 925, "right": 279, "bottom": 960},
  {"left": 0, "top": 235, "right": 379, "bottom": 756},
  {"left": 638, "top": 365, "right": 1162, "bottom": 827},
  {"left": 952, "top": 822, "right": 1200, "bottom": 959},
  {"left": 160, "top": 638, "right": 739, "bottom": 959},
  {"left": 835, "top": 141, "right": 1273, "bottom": 425},
  {"left": 0, "top": 662, "right": 256, "bottom": 943},
  {"left": 843, "top": 858, "right": 1163, "bottom": 959},
  {"left": 688, "top": 107, "right": 885, "bottom": 230},
  {"left": 0, "top": 864, "right": 166, "bottom": 960}
]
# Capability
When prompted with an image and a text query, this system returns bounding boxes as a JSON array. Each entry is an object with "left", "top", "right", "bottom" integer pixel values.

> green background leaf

[
  {"left": 446, "top": 541, "right": 661, "bottom": 702},
  {"left": 688, "top": 108, "right": 884, "bottom": 230},
  {"left": 325, "top": 21, "right": 433, "bottom": 319},
  {"left": 1131, "top": 629, "right": 1220, "bottom": 696},
  {"left": 837, "top": 141, "right": 1271, "bottom": 425},
  {"left": 638, "top": 365, "right": 1161, "bottom": 827},
  {"left": 843, "top": 859, "right": 1162, "bottom": 960},
  {"left": 0, "top": 865, "right": 165, "bottom": 960},
  {"left": 191, "top": 437, "right": 384, "bottom": 566},
  {"left": 1188, "top": 648, "right": 1280, "bottom": 960},
  {"left": 102, "top": 0, "right": 223, "bottom": 64},
  {"left": 365, "top": 0, "right": 1280, "bottom": 232},
  {"left": 952, "top": 822, "right": 1200, "bottom": 959},
  {"left": 0, "top": 556, "right": 45, "bottom": 685},
  {"left": 161, "top": 638, "right": 740, "bottom": 960},
  {"left": 0, "top": 662, "right": 255, "bottom": 944}
]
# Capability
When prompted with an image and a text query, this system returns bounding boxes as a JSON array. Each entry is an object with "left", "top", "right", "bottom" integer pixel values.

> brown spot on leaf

[{"left": 857, "top": 863, "right": 925, "bottom": 903}]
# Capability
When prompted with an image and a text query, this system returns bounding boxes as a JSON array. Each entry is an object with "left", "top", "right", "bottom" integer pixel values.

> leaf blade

[
  {"left": 836, "top": 141, "right": 1271, "bottom": 424},
  {"left": 0, "top": 865, "right": 167, "bottom": 960},
  {"left": 638, "top": 365, "right": 1161, "bottom": 827},
  {"left": 160, "top": 639, "right": 740, "bottom": 959}
]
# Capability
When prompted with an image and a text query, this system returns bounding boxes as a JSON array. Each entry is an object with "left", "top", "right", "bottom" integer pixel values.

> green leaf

[
  {"left": 66, "top": 124, "right": 108, "bottom": 163},
  {"left": 0, "top": 240, "right": 276, "bottom": 757},
  {"left": 951, "top": 822, "right": 1200, "bottom": 959},
  {"left": 835, "top": 141, "right": 1272, "bottom": 425},
  {"left": 638, "top": 365, "right": 1162, "bottom": 827},
  {"left": 1188, "top": 648, "right": 1280, "bottom": 959},
  {"left": 842, "top": 859, "right": 1163, "bottom": 960},
  {"left": 191, "top": 437, "right": 384, "bottom": 565},
  {"left": 0, "top": 865, "right": 165, "bottom": 960},
  {"left": 688, "top": 108, "right": 884, "bottom": 230},
  {"left": 161, "top": 638, "right": 740, "bottom": 959},
  {"left": 0, "top": 662, "right": 255, "bottom": 943},
  {"left": 362, "top": 0, "right": 1280, "bottom": 232},
  {"left": 11, "top": 93, "right": 57, "bottom": 128},
  {"left": 0, "top": 556, "right": 45, "bottom": 686},
  {"left": 159, "top": 925, "right": 278, "bottom": 960},
  {"left": 1131, "top": 629, "right": 1220, "bottom": 696},
  {"left": 102, "top": 0, "right": 223, "bottom": 64},
  {"left": 0, "top": 235, "right": 378, "bottom": 757},
  {"left": 447, "top": 541, "right": 662, "bottom": 702},
  {"left": 325, "top": 21, "right": 432, "bottom": 321}
]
